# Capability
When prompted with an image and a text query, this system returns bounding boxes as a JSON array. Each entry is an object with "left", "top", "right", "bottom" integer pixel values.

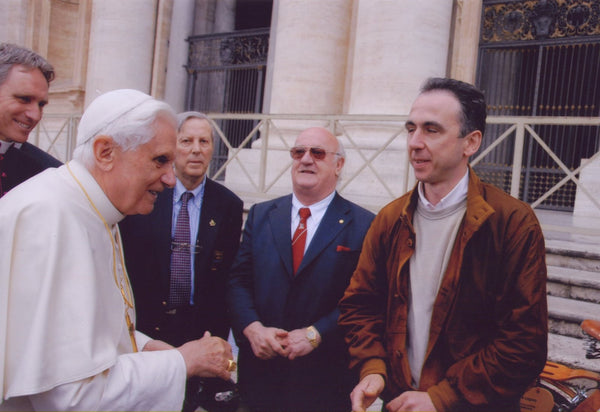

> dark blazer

[
  {"left": 0, "top": 142, "right": 61, "bottom": 196},
  {"left": 120, "top": 178, "right": 243, "bottom": 345},
  {"left": 228, "top": 192, "right": 375, "bottom": 412}
]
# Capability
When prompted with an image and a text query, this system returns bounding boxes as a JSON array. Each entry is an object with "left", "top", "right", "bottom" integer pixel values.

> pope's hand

[
  {"left": 142, "top": 339, "right": 174, "bottom": 351},
  {"left": 177, "top": 331, "right": 234, "bottom": 380}
]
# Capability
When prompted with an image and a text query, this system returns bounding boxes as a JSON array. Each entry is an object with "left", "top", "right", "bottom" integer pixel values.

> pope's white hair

[{"left": 73, "top": 92, "right": 176, "bottom": 169}]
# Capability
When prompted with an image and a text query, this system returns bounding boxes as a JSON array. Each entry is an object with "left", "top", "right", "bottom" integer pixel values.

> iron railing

[{"left": 34, "top": 113, "right": 600, "bottom": 235}]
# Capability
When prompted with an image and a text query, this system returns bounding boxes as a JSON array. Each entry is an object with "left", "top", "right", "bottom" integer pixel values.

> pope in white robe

[{"left": 0, "top": 89, "right": 234, "bottom": 411}]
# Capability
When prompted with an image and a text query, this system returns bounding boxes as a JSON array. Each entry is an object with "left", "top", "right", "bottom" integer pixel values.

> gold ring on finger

[{"left": 227, "top": 359, "right": 237, "bottom": 372}]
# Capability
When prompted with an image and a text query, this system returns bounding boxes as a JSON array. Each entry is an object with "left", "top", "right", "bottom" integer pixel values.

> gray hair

[
  {"left": 73, "top": 91, "right": 176, "bottom": 168},
  {"left": 176, "top": 111, "right": 216, "bottom": 141},
  {"left": 0, "top": 43, "right": 54, "bottom": 86}
]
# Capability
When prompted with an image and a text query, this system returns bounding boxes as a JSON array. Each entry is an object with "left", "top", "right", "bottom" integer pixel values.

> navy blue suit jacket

[
  {"left": 120, "top": 178, "right": 243, "bottom": 345},
  {"left": 228, "top": 192, "right": 374, "bottom": 412},
  {"left": 0, "top": 142, "right": 61, "bottom": 196}
]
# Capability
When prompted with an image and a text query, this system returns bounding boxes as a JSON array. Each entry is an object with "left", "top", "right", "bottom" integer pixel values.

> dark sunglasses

[{"left": 289, "top": 146, "right": 340, "bottom": 160}]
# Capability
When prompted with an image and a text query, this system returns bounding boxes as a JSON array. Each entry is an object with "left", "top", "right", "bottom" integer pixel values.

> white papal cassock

[{"left": 0, "top": 160, "right": 186, "bottom": 411}]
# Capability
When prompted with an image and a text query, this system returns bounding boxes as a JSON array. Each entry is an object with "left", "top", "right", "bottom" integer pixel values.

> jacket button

[
  {"left": 407, "top": 238, "right": 414, "bottom": 247},
  {"left": 155, "top": 327, "right": 160, "bottom": 332},
  {"left": 162, "top": 301, "right": 167, "bottom": 306},
  {"left": 396, "top": 350, "right": 403, "bottom": 358}
]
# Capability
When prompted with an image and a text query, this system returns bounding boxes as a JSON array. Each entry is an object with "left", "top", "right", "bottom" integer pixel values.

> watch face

[{"left": 306, "top": 327, "right": 318, "bottom": 347}]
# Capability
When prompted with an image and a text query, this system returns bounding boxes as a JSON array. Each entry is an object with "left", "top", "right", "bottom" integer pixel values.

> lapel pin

[
  {"left": 209, "top": 219, "right": 216, "bottom": 227},
  {"left": 339, "top": 219, "right": 344, "bottom": 224}
]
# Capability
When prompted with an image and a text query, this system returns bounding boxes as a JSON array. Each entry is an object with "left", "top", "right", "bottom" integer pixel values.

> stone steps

[
  {"left": 548, "top": 333, "right": 600, "bottom": 374},
  {"left": 546, "top": 245, "right": 600, "bottom": 373},
  {"left": 548, "top": 295, "right": 600, "bottom": 338},
  {"left": 545, "top": 241, "right": 600, "bottom": 272},
  {"left": 547, "top": 265, "right": 600, "bottom": 304}
]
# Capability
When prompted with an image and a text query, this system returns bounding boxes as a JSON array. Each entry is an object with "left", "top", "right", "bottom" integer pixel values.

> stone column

[
  {"left": 346, "top": 0, "right": 454, "bottom": 115},
  {"left": 450, "top": 0, "right": 483, "bottom": 83},
  {"left": 193, "top": 0, "right": 235, "bottom": 35},
  {"left": 226, "top": 0, "right": 353, "bottom": 197},
  {"left": 164, "top": 0, "right": 195, "bottom": 112},
  {"left": 84, "top": 0, "right": 158, "bottom": 107},
  {"left": 340, "top": 0, "right": 455, "bottom": 207},
  {"left": 0, "top": 0, "right": 29, "bottom": 44},
  {"left": 265, "top": 0, "right": 352, "bottom": 118}
]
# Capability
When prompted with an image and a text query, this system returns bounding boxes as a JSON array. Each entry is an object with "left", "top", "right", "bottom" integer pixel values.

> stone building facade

[{"left": 2, "top": 0, "right": 599, "bottom": 216}]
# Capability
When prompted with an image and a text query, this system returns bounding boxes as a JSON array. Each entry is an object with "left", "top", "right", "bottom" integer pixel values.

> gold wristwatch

[{"left": 306, "top": 325, "right": 319, "bottom": 348}]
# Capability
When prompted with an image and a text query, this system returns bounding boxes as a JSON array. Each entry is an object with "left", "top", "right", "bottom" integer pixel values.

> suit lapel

[
  {"left": 155, "top": 188, "right": 174, "bottom": 291},
  {"left": 268, "top": 195, "right": 294, "bottom": 276},
  {"left": 297, "top": 194, "right": 351, "bottom": 275},
  {"left": 4, "top": 145, "right": 37, "bottom": 188},
  {"left": 194, "top": 179, "right": 220, "bottom": 278}
]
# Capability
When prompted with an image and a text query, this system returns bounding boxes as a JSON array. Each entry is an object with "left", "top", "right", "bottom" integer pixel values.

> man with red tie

[
  {"left": 228, "top": 127, "right": 375, "bottom": 412},
  {"left": 0, "top": 43, "right": 61, "bottom": 197}
]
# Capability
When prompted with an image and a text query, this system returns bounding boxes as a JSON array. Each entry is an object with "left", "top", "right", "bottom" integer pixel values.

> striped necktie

[
  {"left": 292, "top": 207, "right": 311, "bottom": 274},
  {"left": 169, "top": 191, "right": 194, "bottom": 306}
]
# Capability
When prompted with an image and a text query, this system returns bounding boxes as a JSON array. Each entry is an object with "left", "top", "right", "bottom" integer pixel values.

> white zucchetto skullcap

[{"left": 76, "top": 89, "right": 153, "bottom": 146}]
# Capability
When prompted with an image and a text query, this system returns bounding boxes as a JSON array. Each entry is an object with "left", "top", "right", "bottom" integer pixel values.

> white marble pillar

[
  {"left": 84, "top": 0, "right": 158, "bottom": 107},
  {"left": 0, "top": 0, "right": 29, "bottom": 44},
  {"left": 265, "top": 0, "right": 352, "bottom": 117},
  {"left": 164, "top": 0, "right": 196, "bottom": 113},
  {"left": 450, "top": 0, "right": 483, "bottom": 83},
  {"left": 346, "top": 0, "right": 454, "bottom": 115},
  {"left": 227, "top": 0, "right": 353, "bottom": 197},
  {"left": 340, "top": 0, "right": 455, "bottom": 206},
  {"left": 193, "top": 0, "right": 235, "bottom": 35}
]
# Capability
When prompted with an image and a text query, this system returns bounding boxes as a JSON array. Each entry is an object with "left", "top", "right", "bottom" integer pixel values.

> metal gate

[
  {"left": 185, "top": 28, "right": 269, "bottom": 178},
  {"left": 475, "top": 0, "right": 600, "bottom": 210}
]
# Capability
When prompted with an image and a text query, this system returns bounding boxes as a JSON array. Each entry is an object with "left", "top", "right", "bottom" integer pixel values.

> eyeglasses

[{"left": 289, "top": 146, "right": 341, "bottom": 160}]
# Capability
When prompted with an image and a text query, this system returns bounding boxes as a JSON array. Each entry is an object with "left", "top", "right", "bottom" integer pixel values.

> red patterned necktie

[
  {"left": 292, "top": 207, "right": 311, "bottom": 274},
  {"left": 169, "top": 191, "right": 194, "bottom": 306}
]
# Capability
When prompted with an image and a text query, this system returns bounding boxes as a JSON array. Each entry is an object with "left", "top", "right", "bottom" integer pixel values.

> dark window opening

[
  {"left": 186, "top": 0, "right": 272, "bottom": 179},
  {"left": 476, "top": 0, "right": 600, "bottom": 211}
]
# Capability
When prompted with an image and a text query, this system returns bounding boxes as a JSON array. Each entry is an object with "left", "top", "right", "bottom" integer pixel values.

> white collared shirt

[
  {"left": 417, "top": 169, "right": 469, "bottom": 211},
  {"left": 291, "top": 190, "right": 336, "bottom": 252}
]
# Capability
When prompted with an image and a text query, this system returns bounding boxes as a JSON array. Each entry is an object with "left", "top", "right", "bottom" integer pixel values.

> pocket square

[{"left": 336, "top": 245, "right": 351, "bottom": 252}]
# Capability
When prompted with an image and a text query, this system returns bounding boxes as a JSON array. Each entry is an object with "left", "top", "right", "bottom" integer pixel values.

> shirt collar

[
  {"left": 173, "top": 176, "right": 206, "bottom": 205},
  {"left": 418, "top": 169, "right": 469, "bottom": 211},
  {"left": 0, "top": 140, "right": 22, "bottom": 154},
  {"left": 291, "top": 190, "right": 336, "bottom": 217}
]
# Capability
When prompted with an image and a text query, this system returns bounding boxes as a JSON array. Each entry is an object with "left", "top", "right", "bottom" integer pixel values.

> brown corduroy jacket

[{"left": 339, "top": 169, "right": 548, "bottom": 411}]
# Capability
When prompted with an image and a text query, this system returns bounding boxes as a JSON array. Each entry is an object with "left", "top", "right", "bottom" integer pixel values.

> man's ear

[
  {"left": 463, "top": 130, "right": 482, "bottom": 158},
  {"left": 335, "top": 156, "right": 345, "bottom": 177},
  {"left": 93, "top": 135, "right": 117, "bottom": 171}
]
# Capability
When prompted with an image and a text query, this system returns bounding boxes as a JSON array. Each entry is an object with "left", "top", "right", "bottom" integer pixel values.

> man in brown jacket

[{"left": 338, "top": 78, "right": 548, "bottom": 412}]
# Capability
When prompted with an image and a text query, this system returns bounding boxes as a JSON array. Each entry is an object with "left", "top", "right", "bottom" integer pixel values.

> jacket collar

[{"left": 400, "top": 166, "right": 495, "bottom": 236}]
